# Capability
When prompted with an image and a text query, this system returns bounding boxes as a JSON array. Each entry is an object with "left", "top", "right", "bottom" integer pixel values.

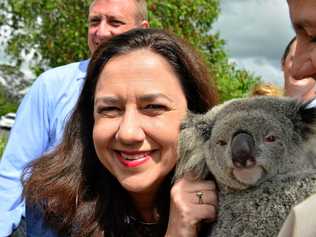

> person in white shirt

[{"left": 278, "top": 1, "right": 316, "bottom": 236}]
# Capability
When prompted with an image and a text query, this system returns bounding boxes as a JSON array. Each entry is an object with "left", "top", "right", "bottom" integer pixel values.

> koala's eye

[
  {"left": 264, "top": 135, "right": 276, "bottom": 143},
  {"left": 216, "top": 140, "right": 227, "bottom": 146}
]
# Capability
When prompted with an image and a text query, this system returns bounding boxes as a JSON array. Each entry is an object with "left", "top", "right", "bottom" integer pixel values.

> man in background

[{"left": 278, "top": 1, "right": 316, "bottom": 236}]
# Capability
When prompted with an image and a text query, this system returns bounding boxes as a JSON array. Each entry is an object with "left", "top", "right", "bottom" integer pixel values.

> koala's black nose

[{"left": 231, "top": 132, "right": 256, "bottom": 168}]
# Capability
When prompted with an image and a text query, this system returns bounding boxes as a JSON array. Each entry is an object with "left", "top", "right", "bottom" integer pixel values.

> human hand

[
  {"left": 284, "top": 76, "right": 316, "bottom": 101},
  {"left": 291, "top": 46, "right": 316, "bottom": 80},
  {"left": 165, "top": 174, "right": 217, "bottom": 237}
]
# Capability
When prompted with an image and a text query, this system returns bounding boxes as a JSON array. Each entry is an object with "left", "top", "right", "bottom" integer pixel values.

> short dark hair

[
  {"left": 23, "top": 28, "right": 218, "bottom": 236},
  {"left": 281, "top": 36, "right": 296, "bottom": 66}
]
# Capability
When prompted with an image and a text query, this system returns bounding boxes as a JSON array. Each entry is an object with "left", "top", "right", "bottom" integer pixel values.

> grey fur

[{"left": 175, "top": 96, "right": 316, "bottom": 237}]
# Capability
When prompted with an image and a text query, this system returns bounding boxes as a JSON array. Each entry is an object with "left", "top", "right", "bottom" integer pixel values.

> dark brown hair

[{"left": 23, "top": 28, "right": 218, "bottom": 236}]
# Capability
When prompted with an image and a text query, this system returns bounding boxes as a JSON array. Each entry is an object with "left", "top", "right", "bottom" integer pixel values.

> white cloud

[{"left": 214, "top": 0, "right": 295, "bottom": 86}]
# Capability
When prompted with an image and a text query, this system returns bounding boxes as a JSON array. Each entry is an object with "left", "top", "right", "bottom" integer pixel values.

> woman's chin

[{"left": 120, "top": 176, "right": 157, "bottom": 194}]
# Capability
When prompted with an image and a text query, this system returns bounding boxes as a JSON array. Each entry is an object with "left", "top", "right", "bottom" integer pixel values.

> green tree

[
  {"left": 0, "top": 0, "right": 259, "bottom": 101},
  {"left": 0, "top": 64, "right": 22, "bottom": 115}
]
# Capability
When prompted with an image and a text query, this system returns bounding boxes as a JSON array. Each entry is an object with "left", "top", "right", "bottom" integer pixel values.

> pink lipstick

[{"left": 116, "top": 151, "right": 151, "bottom": 168}]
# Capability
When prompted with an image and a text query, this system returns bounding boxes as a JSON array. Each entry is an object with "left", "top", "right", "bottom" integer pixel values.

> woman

[{"left": 23, "top": 28, "right": 219, "bottom": 237}]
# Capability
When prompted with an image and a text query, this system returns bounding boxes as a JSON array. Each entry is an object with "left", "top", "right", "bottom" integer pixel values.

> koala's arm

[{"left": 174, "top": 113, "right": 210, "bottom": 181}]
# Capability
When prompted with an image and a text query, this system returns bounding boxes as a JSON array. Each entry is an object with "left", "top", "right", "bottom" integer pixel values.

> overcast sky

[{"left": 213, "top": 0, "right": 294, "bottom": 86}]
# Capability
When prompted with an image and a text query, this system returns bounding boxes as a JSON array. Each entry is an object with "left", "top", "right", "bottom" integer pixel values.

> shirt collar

[{"left": 77, "top": 59, "right": 90, "bottom": 81}]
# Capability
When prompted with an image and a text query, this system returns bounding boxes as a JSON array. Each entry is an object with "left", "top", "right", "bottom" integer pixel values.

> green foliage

[
  {"left": 0, "top": 134, "right": 8, "bottom": 157},
  {"left": 146, "top": 0, "right": 260, "bottom": 101},
  {"left": 0, "top": 0, "right": 90, "bottom": 72},
  {"left": 0, "top": 0, "right": 260, "bottom": 102},
  {"left": 214, "top": 62, "right": 260, "bottom": 101},
  {"left": 0, "top": 64, "right": 29, "bottom": 114},
  {"left": 0, "top": 84, "right": 19, "bottom": 115}
]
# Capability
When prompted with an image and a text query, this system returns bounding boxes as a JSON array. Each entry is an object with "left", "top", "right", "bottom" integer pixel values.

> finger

[
  {"left": 292, "top": 60, "right": 316, "bottom": 80},
  {"left": 288, "top": 77, "right": 316, "bottom": 89},
  {"left": 190, "top": 204, "right": 217, "bottom": 221},
  {"left": 180, "top": 179, "right": 217, "bottom": 192},
  {"left": 182, "top": 171, "right": 202, "bottom": 181},
  {"left": 192, "top": 190, "right": 218, "bottom": 206},
  {"left": 291, "top": 50, "right": 316, "bottom": 80},
  {"left": 190, "top": 182, "right": 217, "bottom": 193}
]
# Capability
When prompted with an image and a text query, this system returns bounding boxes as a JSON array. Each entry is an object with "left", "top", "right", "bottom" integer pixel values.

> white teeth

[{"left": 120, "top": 152, "right": 149, "bottom": 160}]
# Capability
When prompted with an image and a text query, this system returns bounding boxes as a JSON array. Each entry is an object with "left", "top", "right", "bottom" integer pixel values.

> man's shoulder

[
  {"left": 27, "top": 60, "right": 88, "bottom": 98},
  {"left": 39, "top": 60, "right": 88, "bottom": 82},
  {"left": 47, "top": 61, "right": 81, "bottom": 72}
]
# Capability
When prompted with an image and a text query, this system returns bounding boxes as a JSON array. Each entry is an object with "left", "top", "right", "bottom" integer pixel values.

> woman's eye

[
  {"left": 143, "top": 104, "right": 169, "bottom": 115},
  {"left": 97, "top": 106, "right": 121, "bottom": 117},
  {"left": 145, "top": 104, "right": 167, "bottom": 110}
]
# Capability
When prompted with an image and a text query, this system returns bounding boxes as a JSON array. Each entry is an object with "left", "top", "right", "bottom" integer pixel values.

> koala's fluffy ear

[
  {"left": 179, "top": 111, "right": 212, "bottom": 141},
  {"left": 294, "top": 102, "right": 316, "bottom": 140},
  {"left": 174, "top": 111, "right": 213, "bottom": 182}
]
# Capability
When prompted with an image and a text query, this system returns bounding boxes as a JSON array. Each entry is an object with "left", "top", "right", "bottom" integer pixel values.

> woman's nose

[{"left": 115, "top": 109, "right": 145, "bottom": 145}]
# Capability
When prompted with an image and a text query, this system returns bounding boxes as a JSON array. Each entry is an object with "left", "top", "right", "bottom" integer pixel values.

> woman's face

[{"left": 93, "top": 49, "right": 187, "bottom": 196}]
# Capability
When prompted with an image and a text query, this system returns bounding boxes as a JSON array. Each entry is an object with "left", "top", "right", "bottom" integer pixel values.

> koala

[{"left": 175, "top": 96, "right": 316, "bottom": 237}]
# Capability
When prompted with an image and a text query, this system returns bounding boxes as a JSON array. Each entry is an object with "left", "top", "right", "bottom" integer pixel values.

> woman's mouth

[{"left": 115, "top": 151, "right": 152, "bottom": 168}]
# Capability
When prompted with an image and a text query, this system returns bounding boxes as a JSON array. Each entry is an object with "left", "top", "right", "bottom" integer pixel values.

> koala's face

[
  {"left": 204, "top": 103, "right": 295, "bottom": 190},
  {"left": 176, "top": 96, "right": 316, "bottom": 191}
]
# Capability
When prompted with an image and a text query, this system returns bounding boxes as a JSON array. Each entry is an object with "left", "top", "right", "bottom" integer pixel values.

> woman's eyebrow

[
  {"left": 94, "top": 96, "right": 119, "bottom": 104},
  {"left": 138, "top": 93, "right": 174, "bottom": 103},
  {"left": 94, "top": 93, "right": 175, "bottom": 104}
]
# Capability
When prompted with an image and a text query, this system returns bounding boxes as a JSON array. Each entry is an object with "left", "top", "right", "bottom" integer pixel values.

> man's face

[
  {"left": 282, "top": 40, "right": 316, "bottom": 101},
  {"left": 88, "top": 0, "right": 148, "bottom": 54},
  {"left": 288, "top": 0, "right": 316, "bottom": 80}
]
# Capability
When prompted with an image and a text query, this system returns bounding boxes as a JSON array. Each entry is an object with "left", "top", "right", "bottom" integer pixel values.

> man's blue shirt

[{"left": 0, "top": 60, "right": 89, "bottom": 236}]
